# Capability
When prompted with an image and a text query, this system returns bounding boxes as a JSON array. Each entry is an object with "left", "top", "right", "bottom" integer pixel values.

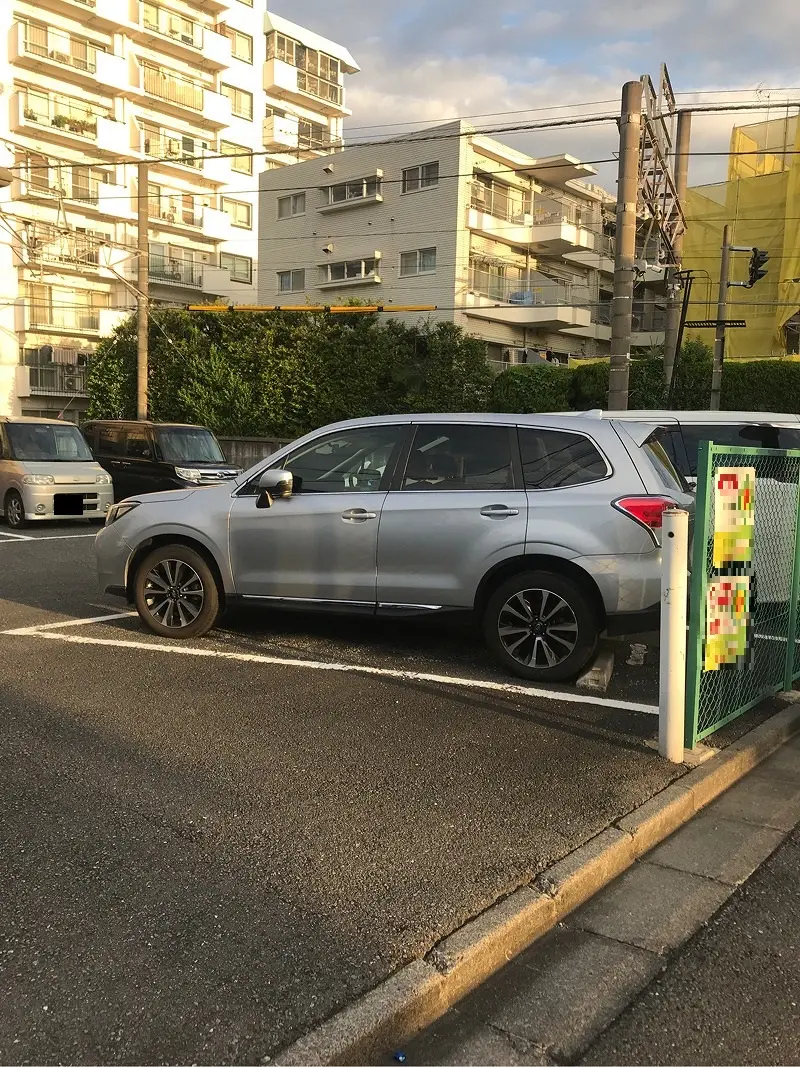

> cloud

[{"left": 276, "top": 0, "right": 800, "bottom": 189}]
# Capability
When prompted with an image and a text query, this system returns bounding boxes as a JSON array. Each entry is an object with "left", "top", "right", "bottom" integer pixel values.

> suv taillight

[{"left": 613, "top": 495, "right": 679, "bottom": 531}]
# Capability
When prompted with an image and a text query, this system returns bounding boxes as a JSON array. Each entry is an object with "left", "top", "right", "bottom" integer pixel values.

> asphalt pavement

[{"left": 0, "top": 523, "right": 778, "bottom": 1063}]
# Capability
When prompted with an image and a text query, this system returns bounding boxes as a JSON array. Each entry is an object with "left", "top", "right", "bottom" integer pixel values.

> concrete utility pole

[
  {"left": 663, "top": 110, "right": 692, "bottom": 386},
  {"left": 710, "top": 224, "right": 731, "bottom": 411},
  {"left": 608, "top": 80, "right": 643, "bottom": 411},
  {"left": 136, "top": 161, "right": 149, "bottom": 421}
]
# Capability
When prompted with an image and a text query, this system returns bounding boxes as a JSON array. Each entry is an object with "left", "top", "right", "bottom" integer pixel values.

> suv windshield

[
  {"left": 156, "top": 427, "right": 225, "bottom": 464},
  {"left": 7, "top": 422, "right": 92, "bottom": 462}
]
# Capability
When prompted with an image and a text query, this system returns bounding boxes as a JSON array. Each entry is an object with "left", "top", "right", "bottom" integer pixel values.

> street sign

[{"left": 685, "top": 320, "right": 747, "bottom": 328}]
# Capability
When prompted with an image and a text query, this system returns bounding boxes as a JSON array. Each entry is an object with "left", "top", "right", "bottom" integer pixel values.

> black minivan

[{"left": 83, "top": 421, "right": 242, "bottom": 501}]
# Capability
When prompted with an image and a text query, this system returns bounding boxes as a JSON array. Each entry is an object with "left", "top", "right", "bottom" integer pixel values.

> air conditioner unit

[
  {"left": 164, "top": 212, "right": 176, "bottom": 222},
  {"left": 63, "top": 375, "right": 78, "bottom": 392}
]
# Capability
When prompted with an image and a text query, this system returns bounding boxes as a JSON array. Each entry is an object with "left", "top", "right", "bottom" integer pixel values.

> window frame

[
  {"left": 399, "top": 247, "right": 437, "bottom": 277},
  {"left": 320, "top": 258, "right": 379, "bottom": 284},
  {"left": 277, "top": 269, "right": 305, "bottom": 293},
  {"left": 226, "top": 26, "right": 253, "bottom": 63},
  {"left": 402, "top": 161, "right": 440, "bottom": 194},
  {"left": 220, "top": 196, "right": 252, "bottom": 229},
  {"left": 516, "top": 425, "right": 611, "bottom": 492},
  {"left": 277, "top": 192, "right": 306, "bottom": 219},
  {"left": 392, "top": 423, "right": 520, "bottom": 492},
  {"left": 326, "top": 176, "right": 382, "bottom": 205},
  {"left": 220, "top": 82, "right": 253, "bottom": 120},
  {"left": 220, "top": 251, "right": 253, "bottom": 283},
  {"left": 220, "top": 139, "right": 253, "bottom": 174}
]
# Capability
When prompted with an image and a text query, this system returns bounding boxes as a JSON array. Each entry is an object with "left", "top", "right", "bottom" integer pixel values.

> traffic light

[{"left": 747, "top": 248, "right": 769, "bottom": 287}]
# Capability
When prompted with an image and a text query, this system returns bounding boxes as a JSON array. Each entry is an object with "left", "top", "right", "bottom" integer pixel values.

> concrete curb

[{"left": 274, "top": 703, "right": 800, "bottom": 1066}]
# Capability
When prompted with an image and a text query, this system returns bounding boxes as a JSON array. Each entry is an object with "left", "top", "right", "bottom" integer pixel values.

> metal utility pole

[
  {"left": 608, "top": 80, "right": 643, "bottom": 411},
  {"left": 663, "top": 110, "right": 692, "bottom": 385},
  {"left": 136, "top": 161, "right": 149, "bottom": 421},
  {"left": 710, "top": 224, "right": 731, "bottom": 411}
]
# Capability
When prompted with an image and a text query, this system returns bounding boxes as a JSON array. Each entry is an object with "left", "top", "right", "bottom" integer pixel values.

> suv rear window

[
  {"left": 643, "top": 434, "right": 687, "bottom": 492},
  {"left": 518, "top": 428, "right": 607, "bottom": 489}
]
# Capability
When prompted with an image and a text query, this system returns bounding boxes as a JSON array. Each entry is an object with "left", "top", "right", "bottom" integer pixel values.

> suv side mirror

[{"left": 256, "top": 468, "right": 293, "bottom": 509}]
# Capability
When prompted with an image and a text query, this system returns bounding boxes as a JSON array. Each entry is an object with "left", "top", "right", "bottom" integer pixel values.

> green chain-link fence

[{"left": 686, "top": 442, "right": 800, "bottom": 747}]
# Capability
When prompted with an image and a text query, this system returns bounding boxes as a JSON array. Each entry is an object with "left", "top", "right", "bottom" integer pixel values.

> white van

[{"left": 0, "top": 417, "right": 113, "bottom": 529}]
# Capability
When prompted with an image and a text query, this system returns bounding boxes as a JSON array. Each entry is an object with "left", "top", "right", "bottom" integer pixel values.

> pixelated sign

[
  {"left": 705, "top": 576, "right": 750, "bottom": 671},
  {"left": 713, "top": 467, "right": 755, "bottom": 567}
]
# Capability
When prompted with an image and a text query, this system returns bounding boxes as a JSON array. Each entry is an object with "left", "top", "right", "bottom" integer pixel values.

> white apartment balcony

[
  {"left": 17, "top": 300, "right": 106, "bottom": 336},
  {"left": 148, "top": 253, "right": 204, "bottom": 290},
  {"left": 137, "top": 62, "right": 229, "bottom": 128},
  {"left": 24, "top": 0, "right": 104, "bottom": 23},
  {"left": 530, "top": 195, "right": 597, "bottom": 254},
  {"left": 24, "top": 361, "right": 90, "bottom": 399},
  {"left": 192, "top": 0, "right": 230, "bottom": 15},
  {"left": 140, "top": 129, "right": 213, "bottom": 178},
  {"left": 202, "top": 153, "right": 233, "bottom": 184},
  {"left": 10, "top": 23, "right": 128, "bottom": 92},
  {"left": 129, "top": 3, "right": 230, "bottom": 70},
  {"left": 13, "top": 170, "right": 135, "bottom": 221},
  {"left": 564, "top": 236, "right": 616, "bottom": 274},
  {"left": 560, "top": 303, "right": 613, "bottom": 343},
  {"left": 11, "top": 92, "right": 133, "bottom": 158},
  {"left": 263, "top": 113, "right": 300, "bottom": 152},
  {"left": 147, "top": 201, "right": 204, "bottom": 236},
  {"left": 202, "top": 207, "right": 235, "bottom": 242},
  {"left": 464, "top": 277, "right": 592, "bottom": 330},
  {"left": 264, "top": 59, "right": 351, "bottom": 117}
]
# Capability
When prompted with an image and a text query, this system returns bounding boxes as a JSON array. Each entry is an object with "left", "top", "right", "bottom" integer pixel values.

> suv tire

[
  {"left": 4, "top": 490, "right": 26, "bottom": 529},
  {"left": 134, "top": 544, "right": 220, "bottom": 639},
  {"left": 483, "top": 569, "right": 599, "bottom": 682}
]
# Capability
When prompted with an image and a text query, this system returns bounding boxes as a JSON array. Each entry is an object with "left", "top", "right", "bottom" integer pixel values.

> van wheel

[
  {"left": 134, "top": 544, "right": 219, "bottom": 639},
  {"left": 483, "top": 570, "right": 599, "bottom": 682},
  {"left": 4, "top": 490, "right": 26, "bottom": 529}
]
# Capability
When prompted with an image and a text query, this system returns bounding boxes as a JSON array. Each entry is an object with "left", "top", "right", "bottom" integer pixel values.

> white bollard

[{"left": 659, "top": 508, "right": 689, "bottom": 762}]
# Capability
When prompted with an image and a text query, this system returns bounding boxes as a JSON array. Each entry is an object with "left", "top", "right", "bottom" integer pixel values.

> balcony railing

[
  {"left": 148, "top": 202, "right": 202, "bottom": 227},
  {"left": 533, "top": 195, "right": 596, "bottom": 229},
  {"left": 29, "top": 228, "right": 103, "bottom": 269},
  {"left": 142, "top": 4, "right": 204, "bottom": 49},
  {"left": 149, "top": 254, "right": 203, "bottom": 287},
  {"left": 142, "top": 134, "right": 206, "bottom": 168},
  {"left": 23, "top": 26, "right": 99, "bottom": 73},
  {"left": 142, "top": 64, "right": 204, "bottom": 111},
  {"left": 298, "top": 127, "right": 342, "bottom": 152},
  {"left": 296, "top": 71, "right": 342, "bottom": 105},
  {"left": 470, "top": 183, "right": 532, "bottom": 224},
  {"left": 28, "top": 304, "right": 101, "bottom": 331},
  {"left": 594, "top": 303, "right": 612, "bottom": 326},
  {"left": 28, "top": 363, "right": 89, "bottom": 396},
  {"left": 470, "top": 272, "right": 589, "bottom": 307},
  {"left": 22, "top": 92, "right": 108, "bottom": 140}
]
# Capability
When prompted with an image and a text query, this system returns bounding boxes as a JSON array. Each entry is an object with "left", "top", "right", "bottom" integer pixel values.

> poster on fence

[
  {"left": 705, "top": 576, "right": 751, "bottom": 671},
  {"left": 713, "top": 467, "right": 755, "bottom": 567}
]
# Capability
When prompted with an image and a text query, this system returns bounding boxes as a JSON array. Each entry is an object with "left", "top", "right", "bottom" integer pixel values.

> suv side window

[
  {"left": 277, "top": 425, "right": 402, "bottom": 493},
  {"left": 518, "top": 428, "right": 607, "bottom": 490},
  {"left": 401, "top": 424, "right": 514, "bottom": 491},
  {"left": 125, "top": 429, "right": 151, "bottom": 459},
  {"left": 98, "top": 426, "right": 124, "bottom": 457}
]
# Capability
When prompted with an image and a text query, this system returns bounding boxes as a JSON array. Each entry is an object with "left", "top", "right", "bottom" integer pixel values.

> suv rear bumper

[{"left": 605, "top": 605, "right": 660, "bottom": 637}]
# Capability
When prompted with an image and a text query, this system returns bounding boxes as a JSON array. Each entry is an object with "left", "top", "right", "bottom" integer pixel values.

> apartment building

[
  {"left": 0, "top": 0, "right": 357, "bottom": 420},
  {"left": 257, "top": 120, "right": 667, "bottom": 366}
]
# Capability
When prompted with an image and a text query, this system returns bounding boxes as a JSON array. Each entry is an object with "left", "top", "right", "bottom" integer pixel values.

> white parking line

[
  {"left": 0, "top": 533, "right": 97, "bottom": 543},
  {"left": 2, "top": 611, "right": 136, "bottom": 636},
  {"left": 2, "top": 623, "right": 659, "bottom": 714},
  {"left": 0, "top": 530, "right": 33, "bottom": 541}
]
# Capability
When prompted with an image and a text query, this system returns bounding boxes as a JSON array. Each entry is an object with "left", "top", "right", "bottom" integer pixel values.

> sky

[{"left": 279, "top": 0, "right": 800, "bottom": 192}]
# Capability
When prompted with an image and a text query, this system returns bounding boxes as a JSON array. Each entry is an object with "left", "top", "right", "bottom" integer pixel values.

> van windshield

[
  {"left": 7, "top": 422, "right": 92, "bottom": 462},
  {"left": 156, "top": 427, "right": 225, "bottom": 464}
]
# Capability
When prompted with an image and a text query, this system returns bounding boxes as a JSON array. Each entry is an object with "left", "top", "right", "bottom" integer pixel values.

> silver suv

[{"left": 96, "top": 414, "right": 692, "bottom": 682}]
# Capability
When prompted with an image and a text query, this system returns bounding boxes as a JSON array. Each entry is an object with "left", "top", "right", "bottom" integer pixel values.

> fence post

[
  {"left": 685, "top": 442, "right": 713, "bottom": 749},
  {"left": 659, "top": 508, "right": 690, "bottom": 762},
  {"left": 783, "top": 471, "right": 800, "bottom": 692}
]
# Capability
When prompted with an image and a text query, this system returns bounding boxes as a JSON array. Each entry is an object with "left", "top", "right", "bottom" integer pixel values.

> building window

[
  {"left": 328, "top": 176, "right": 381, "bottom": 204},
  {"left": 266, "top": 33, "right": 342, "bottom": 106},
  {"left": 221, "top": 83, "right": 253, "bottom": 120},
  {"left": 220, "top": 140, "right": 252, "bottom": 174},
  {"left": 278, "top": 269, "right": 305, "bottom": 292},
  {"left": 221, "top": 197, "right": 252, "bottom": 228},
  {"left": 225, "top": 27, "right": 253, "bottom": 63},
  {"left": 402, "top": 162, "right": 439, "bottom": 193},
  {"left": 220, "top": 252, "right": 252, "bottom": 283},
  {"left": 399, "top": 247, "right": 437, "bottom": 277},
  {"left": 321, "top": 258, "right": 378, "bottom": 283},
  {"left": 277, "top": 193, "right": 306, "bottom": 219}
]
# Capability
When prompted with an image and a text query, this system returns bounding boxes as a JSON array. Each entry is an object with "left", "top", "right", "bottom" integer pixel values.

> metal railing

[
  {"left": 28, "top": 304, "right": 101, "bottom": 331},
  {"left": 23, "top": 26, "right": 99, "bottom": 73},
  {"left": 142, "top": 64, "right": 203, "bottom": 111},
  {"left": 28, "top": 364, "right": 89, "bottom": 396},
  {"left": 142, "top": 134, "right": 205, "bottom": 168},
  {"left": 470, "top": 182, "right": 532, "bottom": 224},
  {"left": 148, "top": 254, "right": 203, "bottom": 287},
  {"left": 148, "top": 202, "right": 202, "bottom": 227},
  {"left": 22, "top": 92, "right": 107, "bottom": 139},
  {"left": 532, "top": 195, "right": 593, "bottom": 228},
  {"left": 142, "top": 3, "right": 203, "bottom": 49},
  {"left": 29, "top": 228, "right": 103, "bottom": 269},
  {"left": 470, "top": 271, "right": 589, "bottom": 307},
  {"left": 296, "top": 71, "right": 342, "bottom": 105}
]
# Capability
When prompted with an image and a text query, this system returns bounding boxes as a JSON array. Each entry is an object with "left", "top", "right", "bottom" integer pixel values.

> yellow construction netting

[{"left": 682, "top": 116, "right": 800, "bottom": 359}]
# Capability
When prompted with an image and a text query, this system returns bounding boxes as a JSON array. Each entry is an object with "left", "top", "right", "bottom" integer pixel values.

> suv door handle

[
  {"left": 480, "top": 505, "right": 520, "bottom": 518},
  {"left": 341, "top": 508, "right": 378, "bottom": 523}
]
